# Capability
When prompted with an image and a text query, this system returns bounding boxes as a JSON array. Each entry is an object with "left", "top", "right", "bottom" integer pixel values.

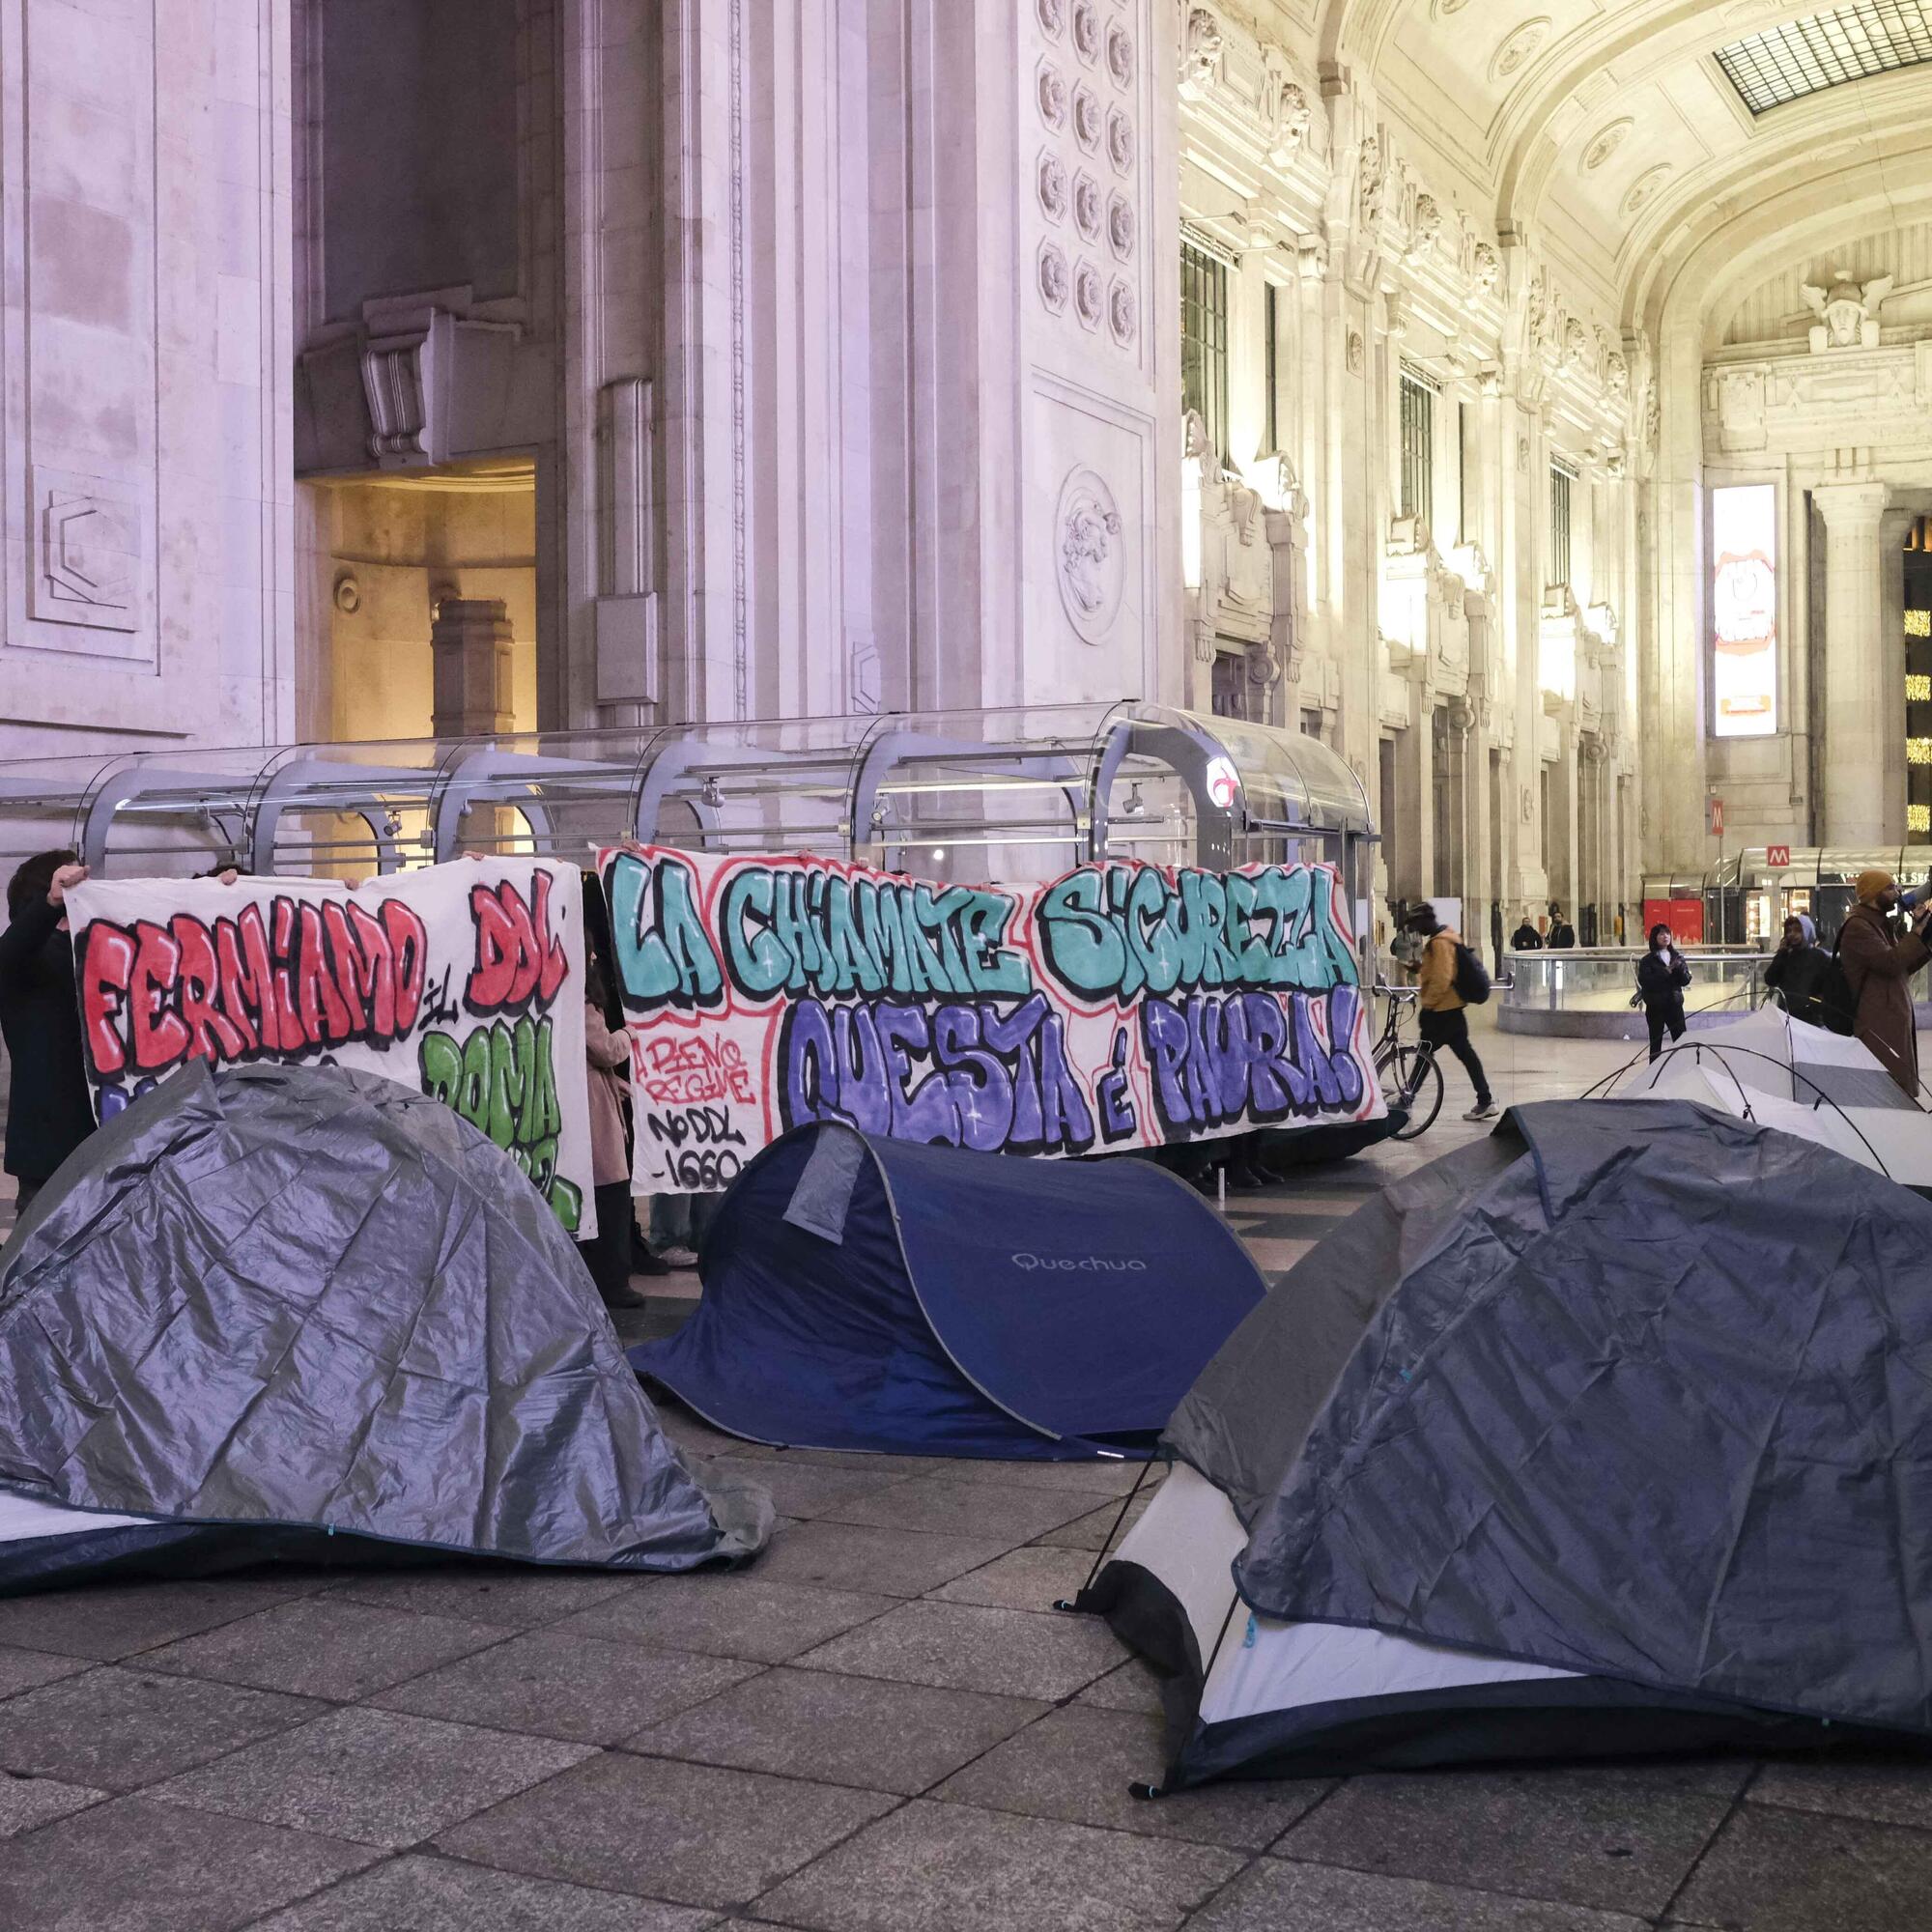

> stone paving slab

[
  {"left": 142, "top": 1594, "right": 511, "bottom": 1701},
  {"left": 249, "top": 1853, "right": 719, "bottom": 1931},
  {"left": 928, "top": 1546, "right": 1096, "bottom": 1611},
  {"left": 935, "top": 1705, "right": 1327, "bottom": 1850},
  {"left": 1747, "top": 1754, "right": 1932, "bottom": 1832},
  {"left": 793, "top": 1599, "right": 1125, "bottom": 1701},
  {"left": 754, "top": 1796, "right": 1243, "bottom": 1932},
  {"left": 373, "top": 1626, "right": 762, "bottom": 1744},
  {"left": 0, "top": 1574, "right": 325, "bottom": 1662},
  {"left": 753, "top": 1518, "right": 1013, "bottom": 1596},
  {"left": 0, "top": 1772, "right": 103, "bottom": 1840},
  {"left": 632, "top": 1663, "right": 1047, "bottom": 1794},
  {"left": 150, "top": 1705, "right": 593, "bottom": 1850},
  {"left": 0, "top": 1793, "right": 381, "bottom": 1932},
  {"left": 436, "top": 1751, "right": 898, "bottom": 1910},
  {"left": 1028, "top": 1493, "right": 1154, "bottom": 1551},
  {"left": 0, "top": 1663, "right": 326, "bottom": 1792},
  {"left": 1666, "top": 1800, "right": 1932, "bottom": 1931},
  {"left": 555, "top": 1573, "right": 896, "bottom": 1664},
  {"left": 1073, "top": 1657, "right": 1167, "bottom": 1713},
  {"left": 1277, "top": 1761, "right": 1749, "bottom": 1918},
  {"left": 1186, "top": 1857, "right": 1657, "bottom": 1931},
  {"left": 327, "top": 1563, "right": 640, "bottom": 1628},
  {"left": 0, "top": 1641, "right": 92, "bottom": 1701},
  {"left": 813, "top": 1475, "right": 1104, "bottom": 1544}
]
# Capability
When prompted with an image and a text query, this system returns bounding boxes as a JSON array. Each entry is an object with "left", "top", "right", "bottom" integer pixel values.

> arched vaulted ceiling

[{"left": 1314, "top": 0, "right": 1932, "bottom": 339}]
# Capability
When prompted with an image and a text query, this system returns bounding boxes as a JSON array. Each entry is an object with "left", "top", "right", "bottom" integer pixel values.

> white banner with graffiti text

[
  {"left": 600, "top": 845, "right": 1380, "bottom": 1192},
  {"left": 67, "top": 860, "right": 595, "bottom": 1235}
]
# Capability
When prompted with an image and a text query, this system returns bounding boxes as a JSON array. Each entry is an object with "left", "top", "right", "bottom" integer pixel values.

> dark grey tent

[
  {"left": 1079, "top": 1099, "right": 1932, "bottom": 1786},
  {"left": 0, "top": 1062, "right": 770, "bottom": 1593}
]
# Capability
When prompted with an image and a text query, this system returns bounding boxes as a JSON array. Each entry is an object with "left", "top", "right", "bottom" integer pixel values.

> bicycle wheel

[{"left": 1377, "top": 1043, "right": 1443, "bottom": 1140}]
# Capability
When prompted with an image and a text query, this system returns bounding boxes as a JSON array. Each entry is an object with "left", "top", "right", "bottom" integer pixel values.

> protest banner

[
  {"left": 600, "top": 844, "right": 1380, "bottom": 1192},
  {"left": 66, "top": 859, "right": 594, "bottom": 1233}
]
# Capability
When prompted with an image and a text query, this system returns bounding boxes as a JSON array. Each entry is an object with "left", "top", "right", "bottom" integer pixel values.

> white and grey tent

[
  {"left": 0, "top": 1062, "right": 771, "bottom": 1593},
  {"left": 1606, "top": 1006, "right": 1932, "bottom": 1190},
  {"left": 1077, "top": 1100, "right": 1932, "bottom": 1786}
]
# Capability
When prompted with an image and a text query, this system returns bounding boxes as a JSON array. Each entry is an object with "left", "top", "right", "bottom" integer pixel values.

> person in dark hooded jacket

[
  {"left": 1764, "top": 914, "right": 1834, "bottom": 1030},
  {"left": 0, "top": 851, "right": 95, "bottom": 1213},
  {"left": 1635, "top": 923, "right": 1692, "bottom": 1062}
]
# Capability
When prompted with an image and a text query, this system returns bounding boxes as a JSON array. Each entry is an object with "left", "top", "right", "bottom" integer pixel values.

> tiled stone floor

[{"left": 2, "top": 1026, "right": 1929, "bottom": 1930}]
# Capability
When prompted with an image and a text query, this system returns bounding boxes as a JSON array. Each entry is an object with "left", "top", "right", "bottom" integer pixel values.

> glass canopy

[{"left": 0, "top": 701, "right": 1372, "bottom": 893}]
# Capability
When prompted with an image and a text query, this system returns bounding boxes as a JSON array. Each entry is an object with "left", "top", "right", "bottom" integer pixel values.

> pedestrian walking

[
  {"left": 1836, "top": 870, "right": 1932, "bottom": 1100},
  {"left": 0, "top": 851, "right": 96, "bottom": 1216},
  {"left": 1763, "top": 914, "right": 1834, "bottom": 1030},
  {"left": 1635, "top": 923, "right": 1692, "bottom": 1062},
  {"left": 1402, "top": 904, "right": 1497, "bottom": 1122}
]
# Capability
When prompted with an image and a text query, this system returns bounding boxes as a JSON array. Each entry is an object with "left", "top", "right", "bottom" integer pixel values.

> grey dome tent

[
  {"left": 1077, "top": 1099, "right": 1932, "bottom": 1786},
  {"left": 0, "top": 1062, "right": 770, "bottom": 1594}
]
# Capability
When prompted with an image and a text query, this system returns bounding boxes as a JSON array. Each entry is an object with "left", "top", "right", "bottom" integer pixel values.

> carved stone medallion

[
  {"left": 1037, "top": 242, "right": 1070, "bottom": 314},
  {"left": 1106, "top": 108, "right": 1134, "bottom": 174},
  {"left": 1073, "top": 171, "right": 1102, "bottom": 241},
  {"left": 1107, "top": 191, "right": 1134, "bottom": 259},
  {"left": 1490, "top": 17, "right": 1549, "bottom": 80},
  {"left": 1106, "top": 21, "right": 1133, "bottom": 88},
  {"left": 1037, "top": 152, "right": 1068, "bottom": 222},
  {"left": 1037, "top": 62, "right": 1068, "bottom": 130},
  {"left": 1071, "top": 1, "right": 1100, "bottom": 62},
  {"left": 1109, "top": 276, "right": 1136, "bottom": 346},
  {"left": 1035, "top": 0, "right": 1065, "bottom": 39},
  {"left": 1073, "top": 84, "right": 1102, "bottom": 150},
  {"left": 1055, "top": 467, "right": 1125, "bottom": 643},
  {"left": 1581, "top": 119, "right": 1632, "bottom": 173},
  {"left": 1074, "top": 259, "right": 1104, "bottom": 329}
]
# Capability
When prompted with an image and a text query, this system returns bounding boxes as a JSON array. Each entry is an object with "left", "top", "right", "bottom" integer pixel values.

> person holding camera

[
  {"left": 1635, "top": 923, "right": 1692, "bottom": 1062},
  {"left": 1764, "top": 914, "right": 1833, "bottom": 1030},
  {"left": 1837, "top": 871, "right": 1932, "bottom": 1099}
]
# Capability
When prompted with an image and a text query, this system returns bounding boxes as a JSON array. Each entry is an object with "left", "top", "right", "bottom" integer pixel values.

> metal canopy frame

[{"left": 0, "top": 701, "right": 1373, "bottom": 899}]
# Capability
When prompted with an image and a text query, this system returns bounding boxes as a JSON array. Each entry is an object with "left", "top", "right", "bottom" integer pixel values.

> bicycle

[{"left": 1372, "top": 983, "right": 1443, "bottom": 1140}]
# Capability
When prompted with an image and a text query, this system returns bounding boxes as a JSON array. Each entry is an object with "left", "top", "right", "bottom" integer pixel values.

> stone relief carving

[
  {"left": 1520, "top": 784, "right": 1535, "bottom": 823},
  {"left": 1073, "top": 84, "right": 1102, "bottom": 150},
  {"left": 1561, "top": 316, "right": 1589, "bottom": 366},
  {"left": 1106, "top": 108, "right": 1134, "bottom": 174},
  {"left": 1106, "top": 21, "right": 1133, "bottom": 89},
  {"left": 1037, "top": 63, "right": 1068, "bottom": 130},
  {"left": 1359, "top": 130, "right": 1386, "bottom": 226},
  {"left": 1182, "top": 408, "right": 1214, "bottom": 464},
  {"left": 1180, "top": 6, "right": 1222, "bottom": 89},
  {"left": 1605, "top": 347, "right": 1629, "bottom": 397},
  {"left": 1035, "top": 0, "right": 1065, "bottom": 38},
  {"left": 1037, "top": 151, "right": 1068, "bottom": 222},
  {"left": 362, "top": 331, "right": 431, "bottom": 462},
  {"left": 1055, "top": 467, "right": 1125, "bottom": 644},
  {"left": 1517, "top": 434, "right": 1530, "bottom": 473},
  {"left": 1472, "top": 242, "right": 1500, "bottom": 292},
  {"left": 1802, "top": 270, "right": 1891, "bottom": 352},
  {"left": 1491, "top": 17, "right": 1550, "bottom": 80},
  {"left": 1073, "top": 171, "right": 1102, "bottom": 241},
  {"left": 1409, "top": 192, "right": 1443, "bottom": 256},
  {"left": 1642, "top": 379, "right": 1660, "bottom": 454},
  {"left": 1109, "top": 277, "right": 1136, "bottom": 346},
  {"left": 1106, "top": 192, "right": 1134, "bottom": 259},
  {"left": 1074, "top": 259, "right": 1104, "bottom": 329},
  {"left": 1581, "top": 119, "right": 1631, "bottom": 172},
  {"left": 1260, "top": 54, "right": 1311, "bottom": 163},
  {"left": 33, "top": 472, "right": 139, "bottom": 632},
  {"left": 1071, "top": 1, "right": 1100, "bottom": 62},
  {"left": 1037, "top": 241, "right": 1070, "bottom": 313},
  {"left": 1621, "top": 163, "right": 1671, "bottom": 218},
  {"left": 1346, "top": 330, "right": 1365, "bottom": 375}
]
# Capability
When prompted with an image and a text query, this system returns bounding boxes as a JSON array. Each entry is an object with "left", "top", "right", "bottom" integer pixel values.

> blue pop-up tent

[{"left": 630, "top": 1124, "right": 1267, "bottom": 1459}]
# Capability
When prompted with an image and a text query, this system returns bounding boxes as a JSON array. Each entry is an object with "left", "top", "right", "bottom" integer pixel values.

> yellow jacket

[{"left": 1413, "top": 928, "right": 1463, "bottom": 1011}]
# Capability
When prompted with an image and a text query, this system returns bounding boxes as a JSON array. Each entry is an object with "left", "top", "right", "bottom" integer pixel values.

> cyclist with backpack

[
  {"left": 1635, "top": 923, "right": 1693, "bottom": 1061},
  {"left": 1402, "top": 904, "right": 1497, "bottom": 1122}
]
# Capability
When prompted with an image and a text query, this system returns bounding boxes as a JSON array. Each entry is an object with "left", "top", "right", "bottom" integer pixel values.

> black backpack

[
  {"left": 1819, "top": 932, "right": 1858, "bottom": 1037},
  {"left": 1452, "top": 941, "right": 1492, "bottom": 1007}
]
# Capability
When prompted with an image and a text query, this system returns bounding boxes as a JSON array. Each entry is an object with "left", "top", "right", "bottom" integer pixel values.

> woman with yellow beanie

[{"left": 1837, "top": 871, "right": 1932, "bottom": 1099}]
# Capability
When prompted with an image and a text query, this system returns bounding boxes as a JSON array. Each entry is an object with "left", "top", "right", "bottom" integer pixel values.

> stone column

[
  {"left": 431, "top": 599, "right": 516, "bottom": 738},
  {"left": 1813, "top": 482, "right": 1897, "bottom": 846}
]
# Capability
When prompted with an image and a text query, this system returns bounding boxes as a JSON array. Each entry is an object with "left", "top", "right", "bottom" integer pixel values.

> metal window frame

[
  {"left": 1715, "top": 3, "right": 1932, "bottom": 115},
  {"left": 1399, "top": 366, "right": 1436, "bottom": 525},
  {"left": 1548, "top": 461, "right": 1577, "bottom": 591},
  {"left": 1180, "top": 239, "right": 1231, "bottom": 460}
]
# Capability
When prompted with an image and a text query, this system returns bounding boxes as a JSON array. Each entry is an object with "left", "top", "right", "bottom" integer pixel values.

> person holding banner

[
  {"left": 0, "top": 852, "right": 97, "bottom": 1215},
  {"left": 580, "top": 951, "right": 650, "bottom": 1311}
]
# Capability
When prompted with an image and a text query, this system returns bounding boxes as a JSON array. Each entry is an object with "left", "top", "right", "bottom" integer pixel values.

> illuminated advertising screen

[{"left": 1711, "top": 484, "right": 1777, "bottom": 738}]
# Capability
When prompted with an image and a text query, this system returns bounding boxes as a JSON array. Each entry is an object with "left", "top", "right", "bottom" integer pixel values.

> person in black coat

[
  {"left": 1763, "top": 914, "right": 1834, "bottom": 1030},
  {"left": 1509, "top": 914, "right": 1543, "bottom": 951},
  {"left": 1635, "top": 922, "right": 1692, "bottom": 1061},
  {"left": 1547, "top": 905, "right": 1577, "bottom": 950},
  {"left": 0, "top": 850, "right": 96, "bottom": 1212}
]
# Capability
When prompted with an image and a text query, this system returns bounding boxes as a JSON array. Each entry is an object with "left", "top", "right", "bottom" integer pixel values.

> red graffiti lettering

[
  {"left": 81, "top": 893, "right": 440, "bottom": 1085},
  {"left": 80, "top": 922, "right": 137, "bottom": 1076},
  {"left": 640, "top": 1035, "right": 755, "bottom": 1108},
  {"left": 467, "top": 877, "right": 570, "bottom": 1016}
]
